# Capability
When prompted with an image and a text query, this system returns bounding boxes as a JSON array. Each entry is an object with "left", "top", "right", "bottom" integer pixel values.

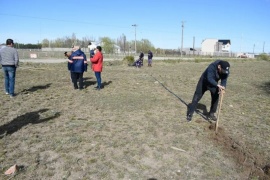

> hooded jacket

[{"left": 69, "top": 49, "right": 87, "bottom": 73}]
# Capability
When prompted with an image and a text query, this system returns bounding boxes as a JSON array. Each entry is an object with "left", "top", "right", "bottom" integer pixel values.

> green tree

[
  {"left": 100, "top": 37, "right": 115, "bottom": 54},
  {"left": 136, "top": 39, "right": 155, "bottom": 53},
  {"left": 39, "top": 33, "right": 157, "bottom": 54},
  {"left": 54, "top": 38, "right": 63, "bottom": 48},
  {"left": 42, "top": 39, "right": 49, "bottom": 48}
]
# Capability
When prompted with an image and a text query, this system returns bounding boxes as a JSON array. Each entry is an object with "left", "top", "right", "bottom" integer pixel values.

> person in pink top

[{"left": 90, "top": 46, "right": 103, "bottom": 90}]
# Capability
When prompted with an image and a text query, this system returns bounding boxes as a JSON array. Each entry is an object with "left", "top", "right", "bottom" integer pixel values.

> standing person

[
  {"left": 186, "top": 60, "right": 230, "bottom": 121},
  {"left": 64, "top": 51, "right": 73, "bottom": 80},
  {"left": 0, "top": 39, "right": 19, "bottom": 98},
  {"left": 139, "top": 51, "right": 144, "bottom": 66},
  {"left": 90, "top": 46, "right": 103, "bottom": 90},
  {"left": 147, "top": 50, "right": 153, "bottom": 67},
  {"left": 69, "top": 46, "right": 87, "bottom": 90},
  {"left": 88, "top": 42, "right": 96, "bottom": 58}
]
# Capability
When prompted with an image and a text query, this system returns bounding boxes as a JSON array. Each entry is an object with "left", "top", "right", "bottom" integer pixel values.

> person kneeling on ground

[
  {"left": 187, "top": 60, "right": 230, "bottom": 121},
  {"left": 129, "top": 58, "right": 143, "bottom": 68}
]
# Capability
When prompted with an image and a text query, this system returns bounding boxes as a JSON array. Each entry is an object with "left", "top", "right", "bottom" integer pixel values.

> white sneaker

[{"left": 5, "top": 92, "right": 9, "bottom": 95}]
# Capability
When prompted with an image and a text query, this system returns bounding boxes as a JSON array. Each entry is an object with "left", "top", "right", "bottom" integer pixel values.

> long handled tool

[{"left": 215, "top": 90, "right": 224, "bottom": 134}]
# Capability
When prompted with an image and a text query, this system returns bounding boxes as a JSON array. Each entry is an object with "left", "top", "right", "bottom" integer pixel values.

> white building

[
  {"left": 201, "top": 39, "right": 218, "bottom": 53},
  {"left": 201, "top": 39, "right": 231, "bottom": 53}
]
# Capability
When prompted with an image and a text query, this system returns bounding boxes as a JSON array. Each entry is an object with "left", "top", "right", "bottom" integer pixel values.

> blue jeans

[
  {"left": 2, "top": 66, "right": 16, "bottom": 95},
  {"left": 95, "top": 72, "right": 102, "bottom": 88}
]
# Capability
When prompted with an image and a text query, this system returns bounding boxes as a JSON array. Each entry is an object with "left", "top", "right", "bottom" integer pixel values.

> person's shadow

[
  {"left": 20, "top": 83, "right": 52, "bottom": 94},
  {"left": 187, "top": 103, "right": 208, "bottom": 121},
  {"left": 0, "top": 109, "right": 60, "bottom": 138},
  {"left": 84, "top": 77, "right": 96, "bottom": 88},
  {"left": 101, "top": 81, "right": 112, "bottom": 88},
  {"left": 186, "top": 103, "right": 208, "bottom": 120},
  {"left": 151, "top": 75, "right": 208, "bottom": 121},
  {"left": 259, "top": 81, "right": 270, "bottom": 95},
  {"left": 195, "top": 103, "right": 208, "bottom": 119},
  {"left": 194, "top": 103, "right": 207, "bottom": 114}
]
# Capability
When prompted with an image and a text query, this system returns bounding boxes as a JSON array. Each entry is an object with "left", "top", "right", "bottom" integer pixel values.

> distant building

[
  {"left": 201, "top": 39, "right": 231, "bottom": 53},
  {"left": 217, "top": 40, "right": 231, "bottom": 52},
  {"left": 113, "top": 44, "right": 121, "bottom": 53}
]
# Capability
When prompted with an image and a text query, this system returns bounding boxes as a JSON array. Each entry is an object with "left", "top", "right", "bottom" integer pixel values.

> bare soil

[{"left": 0, "top": 59, "right": 269, "bottom": 179}]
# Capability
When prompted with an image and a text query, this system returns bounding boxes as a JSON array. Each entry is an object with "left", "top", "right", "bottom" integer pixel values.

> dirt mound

[{"left": 208, "top": 123, "right": 270, "bottom": 179}]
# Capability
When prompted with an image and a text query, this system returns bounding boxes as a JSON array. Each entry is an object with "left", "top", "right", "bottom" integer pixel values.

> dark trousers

[
  {"left": 188, "top": 77, "right": 219, "bottom": 116},
  {"left": 71, "top": 72, "right": 83, "bottom": 89}
]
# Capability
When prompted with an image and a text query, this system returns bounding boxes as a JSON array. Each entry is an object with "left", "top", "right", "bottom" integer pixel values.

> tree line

[
  {"left": 41, "top": 33, "right": 157, "bottom": 54},
  {"left": 3, "top": 33, "right": 182, "bottom": 55}
]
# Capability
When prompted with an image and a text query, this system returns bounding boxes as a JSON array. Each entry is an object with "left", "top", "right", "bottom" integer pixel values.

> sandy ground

[{"left": 1, "top": 59, "right": 269, "bottom": 179}]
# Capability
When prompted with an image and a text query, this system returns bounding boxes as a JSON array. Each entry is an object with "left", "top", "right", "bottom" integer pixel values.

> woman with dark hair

[{"left": 90, "top": 46, "right": 103, "bottom": 90}]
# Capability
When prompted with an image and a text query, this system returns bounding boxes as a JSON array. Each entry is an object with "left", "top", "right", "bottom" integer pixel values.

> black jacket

[{"left": 201, "top": 60, "right": 229, "bottom": 88}]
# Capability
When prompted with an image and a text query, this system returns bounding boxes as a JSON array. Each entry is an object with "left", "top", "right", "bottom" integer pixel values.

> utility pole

[
  {"left": 123, "top": 35, "right": 126, "bottom": 54},
  {"left": 253, "top": 44, "right": 255, "bottom": 54},
  {"left": 240, "top": 33, "right": 243, "bottom": 53},
  {"left": 263, "top": 41, "right": 265, "bottom": 53},
  {"left": 181, "top": 21, "right": 185, "bottom": 57},
  {"left": 132, "top": 24, "right": 137, "bottom": 54},
  {"left": 193, "top": 36, "right": 195, "bottom": 56}
]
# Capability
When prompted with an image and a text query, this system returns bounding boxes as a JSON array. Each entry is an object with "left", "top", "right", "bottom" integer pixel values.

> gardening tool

[{"left": 215, "top": 90, "right": 224, "bottom": 133}]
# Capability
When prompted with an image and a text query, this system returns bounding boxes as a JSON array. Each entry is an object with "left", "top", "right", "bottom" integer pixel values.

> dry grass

[{"left": 0, "top": 59, "right": 269, "bottom": 179}]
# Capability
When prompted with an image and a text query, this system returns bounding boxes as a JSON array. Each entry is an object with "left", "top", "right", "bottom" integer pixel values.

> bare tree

[{"left": 116, "top": 34, "right": 127, "bottom": 53}]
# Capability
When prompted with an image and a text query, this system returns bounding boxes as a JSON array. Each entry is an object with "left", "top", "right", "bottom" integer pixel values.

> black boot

[
  {"left": 208, "top": 112, "right": 217, "bottom": 121},
  {"left": 186, "top": 113, "right": 192, "bottom": 122}
]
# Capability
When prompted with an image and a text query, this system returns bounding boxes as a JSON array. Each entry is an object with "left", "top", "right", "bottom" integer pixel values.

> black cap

[{"left": 219, "top": 61, "right": 230, "bottom": 74}]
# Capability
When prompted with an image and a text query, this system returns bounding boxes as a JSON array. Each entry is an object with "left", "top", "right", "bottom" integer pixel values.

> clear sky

[{"left": 1, "top": 0, "right": 269, "bottom": 53}]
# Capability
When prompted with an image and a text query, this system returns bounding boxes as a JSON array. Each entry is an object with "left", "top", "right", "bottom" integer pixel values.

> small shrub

[
  {"left": 122, "top": 56, "right": 134, "bottom": 65},
  {"left": 257, "top": 53, "right": 270, "bottom": 61}
]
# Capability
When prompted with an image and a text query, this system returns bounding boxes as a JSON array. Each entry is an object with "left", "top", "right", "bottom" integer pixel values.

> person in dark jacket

[
  {"left": 147, "top": 50, "right": 153, "bottom": 67},
  {"left": 139, "top": 51, "right": 144, "bottom": 66},
  {"left": 68, "top": 46, "right": 87, "bottom": 90},
  {"left": 187, "top": 60, "right": 230, "bottom": 121}
]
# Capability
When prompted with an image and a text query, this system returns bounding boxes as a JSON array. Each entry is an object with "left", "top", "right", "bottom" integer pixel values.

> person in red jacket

[{"left": 90, "top": 46, "right": 103, "bottom": 90}]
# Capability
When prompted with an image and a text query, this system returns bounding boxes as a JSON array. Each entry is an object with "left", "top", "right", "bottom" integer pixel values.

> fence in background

[{"left": 17, "top": 49, "right": 247, "bottom": 60}]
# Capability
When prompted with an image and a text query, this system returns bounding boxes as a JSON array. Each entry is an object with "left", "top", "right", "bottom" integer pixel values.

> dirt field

[{"left": 0, "top": 59, "right": 269, "bottom": 179}]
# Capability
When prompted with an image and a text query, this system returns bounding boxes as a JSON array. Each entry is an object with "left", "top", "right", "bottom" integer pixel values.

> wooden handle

[{"left": 215, "top": 90, "right": 224, "bottom": 133}]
